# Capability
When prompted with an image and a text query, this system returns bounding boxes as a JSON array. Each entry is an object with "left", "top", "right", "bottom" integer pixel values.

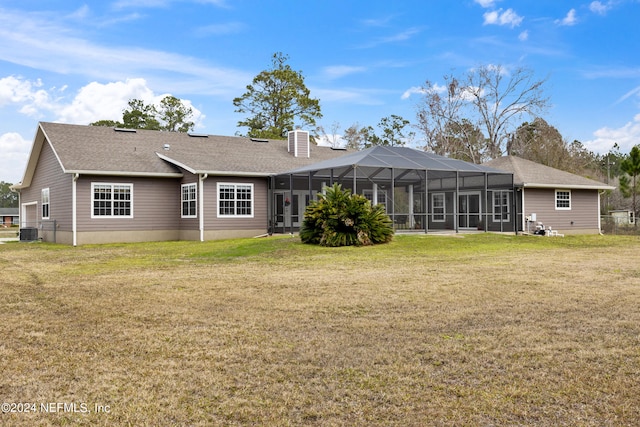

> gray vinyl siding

[
  {"left": 76, "top": 176, "right": 180, "bottom": 232},
  {"left": 20, "top": 140, "right": 72, "bottom": 233},
  {"left": 523, "top": 188, "right": 600, "bottom": 232},
  {"left": 203, "top": 177, "right": 268, "bottom": 231}
]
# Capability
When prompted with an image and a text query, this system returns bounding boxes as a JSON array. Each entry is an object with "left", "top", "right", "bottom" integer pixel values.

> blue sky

[{"left": 1, "top": 0, "right": 640, "bottom": 183}]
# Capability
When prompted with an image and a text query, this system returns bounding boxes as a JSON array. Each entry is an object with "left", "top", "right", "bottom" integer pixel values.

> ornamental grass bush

[{"left": 300, "top": 183, "right": 394, "bottom": 247}]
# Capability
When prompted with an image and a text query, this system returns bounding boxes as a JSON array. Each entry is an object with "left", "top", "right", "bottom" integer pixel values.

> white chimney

[{"left": 288, "top": 129, "right": 310, "bottom": 158}]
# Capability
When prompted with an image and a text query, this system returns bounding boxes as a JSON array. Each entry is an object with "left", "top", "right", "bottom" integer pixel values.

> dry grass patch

[{"left": 1, "top": 234, "right": 640, "bottom": 426}]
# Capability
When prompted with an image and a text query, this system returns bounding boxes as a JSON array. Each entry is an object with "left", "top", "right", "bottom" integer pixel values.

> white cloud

[
  {"left": 586, "top": 113, "right": 640, "bottom": 154},
  {"left": 589, "top": 1, "right": 613, "bottom": 15},
  {"left": 0, "top": 75, "right": 204, "bottom": 128},
  {"left": 401, "top": 86, "right": 426, "bottom": 100},
  {"left": 0, "top": 132, "right": 31, "bottom": 183},
  {"left": 518, "top": 30, "right": 529, "bottom": 41},
  {"left": 483, "top": 8, "right": 523, "bottom": 28},
  {"left": 474, "top": 0, "right": 497, "bottom": 7},
  {"left": 557, "top": 9, "right": 578, "bottom": 26},
  {"left": 0, "top": 76, "right": 58, "bottom": 117},
  {"left": 322, "top": 66, "right": 367, "bottom": 80},
  {"left": 0, "top": 9, "right": 250, "bottom": 97},
  {"left": 358, "top": 27, "right": 423, "bottom": 48},
  {"left": 56, "top": 79, "right": 156, "bottom": 124},
  {"left": 56, "top": 78, "right": 205, "bottom": 126}
]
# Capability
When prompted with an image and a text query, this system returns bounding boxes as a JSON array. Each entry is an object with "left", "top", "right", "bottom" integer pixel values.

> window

[
  {"left": 432, "top": 193, "right": 445, "bottom": 222},
  {"left": 218, "top": 183, "right": 253, "bottom": 217},
  {"left": 363, "top": 189, "right": 388, "bottom": 211},
  {"left": 555, "top": 190, "right": 571, "bottom": 210},
  {"left": 92, "top": 183, "right": 133, "bottom": 218},
  {"left": 492, "top": 191, "right": 510, "bottom": 222},
  {"left": 41, "top": 188, "right": 50, "bottom": 219},
  {"left": 181, "top": 183, "right": 197, "bottom": 218}
]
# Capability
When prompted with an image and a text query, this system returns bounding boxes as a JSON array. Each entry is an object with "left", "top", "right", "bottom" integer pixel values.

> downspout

[
  {"left": 598, "top": 190, "right": 604, "bottom": 235},
  {"left": 454, "top": 171, "right": 459, "bottom": 233},
  {"left": 199, "top": 173, "right": 208, "bottom": 242},
  {"left": 391, "top": 168, "right": 395, "bottom": 229},
  {"left": 72, "top": 173, "right": 79, "bottom": 246},
  {"left": 289, "top": 173, "right": 294, "bottom": 235},
  {"left": 424, "top": 169, "right": 428, "bottom": 234},
  {"left": 484, "top": 173, "right": 489, "bottom": 233}
]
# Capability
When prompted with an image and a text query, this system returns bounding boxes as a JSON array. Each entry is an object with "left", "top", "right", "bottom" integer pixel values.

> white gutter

[
  {"left": 72, "top": 173, "right": 79, "bottom": 246},
  {"left": 65, "top": 170, "right": 183, "bottom": 178},
  {"left": 522, "top": 183, "right": 616, "bottom": 190},
  {"left": 199, "top": 173, "right": 208, "bottom": 242}
]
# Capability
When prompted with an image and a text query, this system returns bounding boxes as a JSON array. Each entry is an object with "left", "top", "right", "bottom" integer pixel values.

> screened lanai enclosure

[{"left": 270, "top": 146, "right": 516, "bottom": 234}]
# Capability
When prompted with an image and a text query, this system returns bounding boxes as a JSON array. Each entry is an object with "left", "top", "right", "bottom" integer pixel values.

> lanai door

[
  {"left": 458, "top": 192, "right": 481, "bottom": 229},
  {"left": 274, "top": 192, "right": 305, "bottom": 230}
]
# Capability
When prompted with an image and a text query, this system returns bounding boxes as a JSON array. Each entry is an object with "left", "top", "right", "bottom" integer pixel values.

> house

[
  {"left": 485, "top": 156, "right": 615, "bottom": 235},
  {"left": 13, "top": 122, "right": 519, "bottom": 245},
  {"left": 12, "top": 122, "right": 348, "bottom": 245},
  {"left": 0, "top": 208, "right": 19, "bottom": 227}
]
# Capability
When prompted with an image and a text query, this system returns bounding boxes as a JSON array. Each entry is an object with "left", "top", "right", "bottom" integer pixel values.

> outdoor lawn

[{"left": 1, "top": 234, "right": 639, "bottom": 426}]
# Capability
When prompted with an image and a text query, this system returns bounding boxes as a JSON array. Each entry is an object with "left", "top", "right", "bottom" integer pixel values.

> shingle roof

[
  {"left": 485, "top": 156, "right": 614, "bottom": 190},
  {"left": 37, "top": 122, "right": 348, "bottom": 177},
  {"left": 0, "top": 208, "right": 19, "bottom": 216}
]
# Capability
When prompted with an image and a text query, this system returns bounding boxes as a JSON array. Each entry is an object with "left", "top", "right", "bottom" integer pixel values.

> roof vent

[
  {"left": 188, "top": 133, "right": 208, "bottom": 138},
  {"left": 114, "top": 127, "right": 136, "bottom": 133},
  {"left": 163, "top": 144, "right": 170, "bottom": 151},
  {"left": 250, "top": 138, "right": 269, "bottom": 143},
  {"left": 331, "top": 146, "right": 347, "bottom": 151}
]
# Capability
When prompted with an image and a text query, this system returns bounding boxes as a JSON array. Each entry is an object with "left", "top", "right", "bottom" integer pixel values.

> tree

[
  {"left": 416, "top": 65, "right": 549, "bottom": 161},
  {"left": 507, "top": 118, "right": 569, "bottom": 169},
  {"left": 0, "top": 181, "right": 18, "bottom": 208},
  {"left": 233, "top": 52, "right": 322, "bottom": 139},
  {"left": 415, "top": 76, "right": 483, "bottom": 159},
  {"left": 121, "top": 99, "right": 161, "bottom": 130},
  {"left": 619, "top": 145, "right": 640, "bottom": 227},
  {"left": 369, "top": 115, "right": 414, "bottom": 147},
  {"left": 300, "top": 184, "right": 393, "bottom": 247},
  {"left": 353, "top": 115, "right": 414, "bottom": 149},
  {"left": 159, "top": 95, "right": 194, "bottom": 132},
  {"left": 91, "top": 96, "right": 194, "bottom": 132},
  {"left": 316, "top": 121, "right": 342, "bottom": 148},
  {"left": 90, "top": 119, "right": 123, "bottom": 128},
  {"left": 342, "top": 123, "right": 371, "bottom": 151}
]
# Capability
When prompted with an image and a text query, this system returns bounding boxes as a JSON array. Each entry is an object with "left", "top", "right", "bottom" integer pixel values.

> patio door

[
  {"left": 274, "top": 192, "right": 301, "bottom": 229},
  {"left": 458, "top": 192, "right": 481, "bottom": 229}
]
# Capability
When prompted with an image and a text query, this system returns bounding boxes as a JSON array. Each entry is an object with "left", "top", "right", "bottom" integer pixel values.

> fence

[{"left": 600, "top": 215, "right": 640, "bottom": 235}]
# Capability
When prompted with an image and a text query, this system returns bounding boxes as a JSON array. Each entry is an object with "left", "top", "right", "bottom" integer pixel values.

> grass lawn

[{"left": 1, "top": 234, "right": 640, "bottom": 426}]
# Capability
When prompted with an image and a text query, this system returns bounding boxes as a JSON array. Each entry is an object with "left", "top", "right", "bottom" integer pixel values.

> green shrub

[{"left": 300, "top": 183, "right": 394, "bottom": 247}]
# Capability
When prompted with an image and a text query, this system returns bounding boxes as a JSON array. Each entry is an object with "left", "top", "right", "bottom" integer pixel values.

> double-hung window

[
  {"left": 92, "top": 183, "right": 133, "bottom": 218},
  {"left": 181, "top": 183, "right": 197, "bottom": 218},
  {"left": 432, "top": 193, "right": 445, "bottom": 222},
  {"left": 555, "top": 190, "right": 571, "bottom": 210},
  {"left": 41, "top": 188, "right": 50, "bottom": 219},
  {"left": 492, "top": 191, "right": 510, "bottom": 222},
  {"left": 218, "top": 183, "right": 253, "bottom": 217}
]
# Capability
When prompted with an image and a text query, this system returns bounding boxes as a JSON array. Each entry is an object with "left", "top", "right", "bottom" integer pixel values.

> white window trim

[
  {"left": 41, "top": 188, "right": 50, "bottom": 220},
  {"left": 217, "top": 182, "right": 254, "bottom": 218},
  {"left": 492, "top": 190, "right": 511, "bottom": 223},
  {"left": 181, "top": 183, "right": 197, "bottom": 218},
  {"left": 432, "top": 193, "right": 445, "bottom": 222},
  {"left": 91, "top": 183, "right": 134, "bottom": 219},
  {"left": 555, "top": 189, "right": 571, "bottom": 210}
]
